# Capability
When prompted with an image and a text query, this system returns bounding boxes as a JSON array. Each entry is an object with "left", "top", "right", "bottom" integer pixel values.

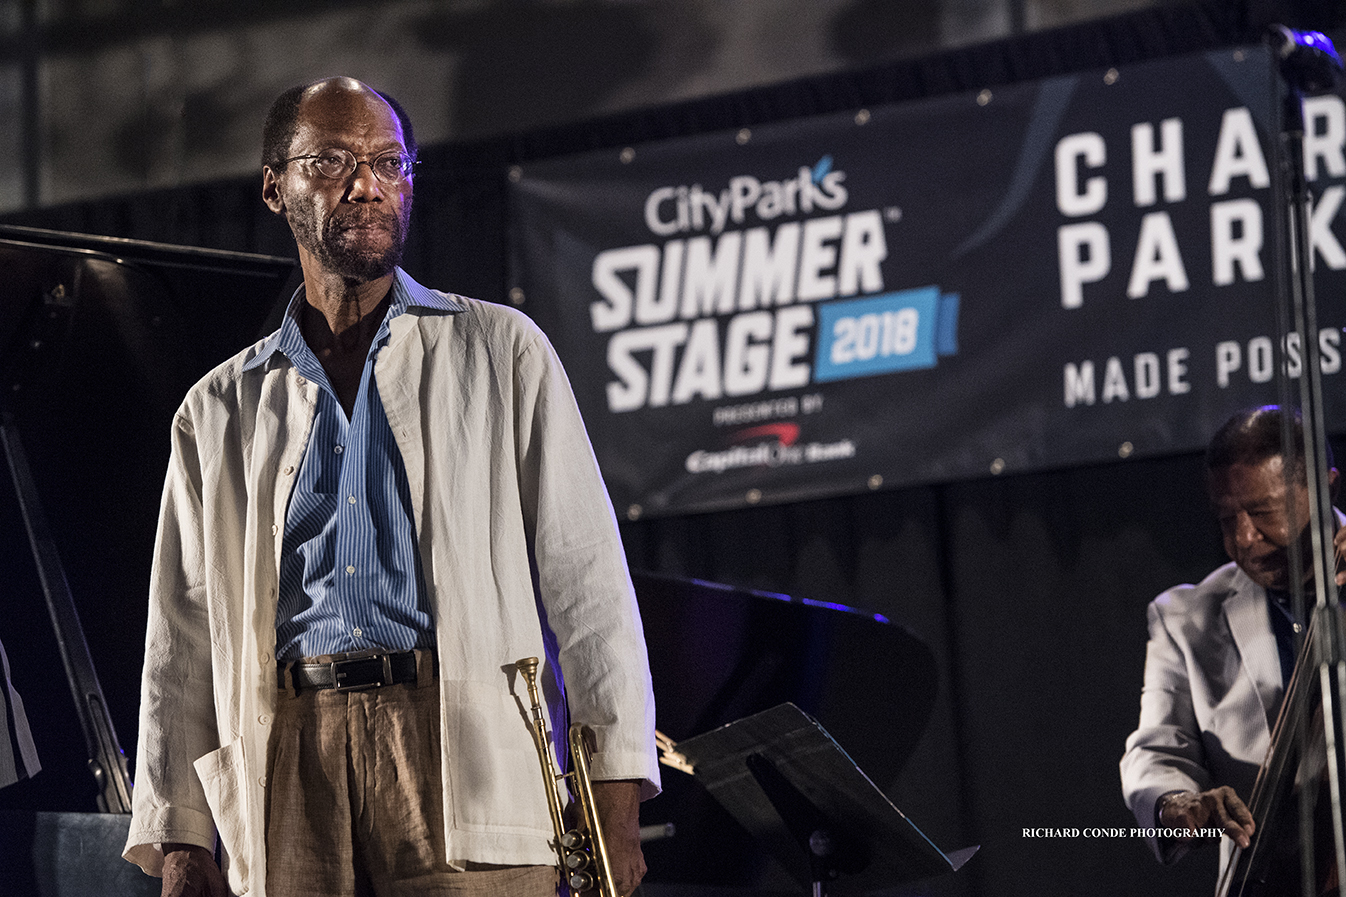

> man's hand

[
  {"left": 161, "top": 843, "right": 228, "bottom": 897},
  {"left": 1334, "top": 522, "right": 1346, "bottom": 586},
  {"left": 1158, "top": 787, "right": 1255, "bottom": 849},
  {"left": 589, "top": 779, "right": 646, "bottom": 897}
]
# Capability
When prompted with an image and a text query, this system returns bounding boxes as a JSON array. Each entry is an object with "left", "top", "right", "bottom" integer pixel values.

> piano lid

[
  {"left": 634, "top": 570, "right": 939, "bottom": 892},
  {"left": 0, "top": 227, "right": 295, "bottom": 814}
]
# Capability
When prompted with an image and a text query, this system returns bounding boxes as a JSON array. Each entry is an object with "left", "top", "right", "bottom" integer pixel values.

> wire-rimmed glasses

[{"left": 280, "top": 148, "right": 418, "bottom": 184}]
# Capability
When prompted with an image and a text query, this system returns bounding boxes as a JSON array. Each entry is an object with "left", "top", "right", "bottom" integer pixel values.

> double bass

[
  {"left": 1216, "top": 26, "right": 1346, "bottom": 897},
  {"left": 1216, "top": 607, "right": 1345, "bottom": 897}
]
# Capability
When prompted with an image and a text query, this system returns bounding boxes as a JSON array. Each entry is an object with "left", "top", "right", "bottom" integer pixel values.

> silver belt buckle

[{"left": 330, "top": 653, "right": 394, "bottom": 691}]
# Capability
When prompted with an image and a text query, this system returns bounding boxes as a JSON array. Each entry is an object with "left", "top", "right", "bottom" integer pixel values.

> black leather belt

[{"left": 278, "top": 650, "right": 431, "bottom": 692}]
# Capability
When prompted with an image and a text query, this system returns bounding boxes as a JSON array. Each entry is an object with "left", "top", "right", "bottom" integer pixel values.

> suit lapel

[{"left": 1224, "top": 575, "right": 1281, "bottom": 734}]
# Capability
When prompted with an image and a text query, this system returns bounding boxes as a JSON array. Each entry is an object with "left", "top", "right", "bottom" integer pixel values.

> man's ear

[{"left": 262, "top": 167, "right": 286, "bottom": 215}]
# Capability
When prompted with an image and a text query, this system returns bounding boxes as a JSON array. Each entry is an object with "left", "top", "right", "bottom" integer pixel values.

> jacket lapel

[{"left": 1224, "top": 575, "right": 1281, "bottom": 734}]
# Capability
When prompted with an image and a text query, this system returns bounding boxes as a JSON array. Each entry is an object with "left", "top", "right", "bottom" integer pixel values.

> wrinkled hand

[
  {"left": 1159, "top": 787, "right": 1255, "bottom": 849},
  {"left": 589, "top": 779, "right": 646, "bottom": 897},
  {"left": 1335, "top": 523, "right": 1346, "bottom": 586},
  {"left": 162, "top": 843, "right": 228, "bottom": 897}
]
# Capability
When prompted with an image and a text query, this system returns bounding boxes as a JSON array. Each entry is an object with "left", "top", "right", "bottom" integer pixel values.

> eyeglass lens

[{"left": 310, "top": 149, "right": 412, "bottom": 182}]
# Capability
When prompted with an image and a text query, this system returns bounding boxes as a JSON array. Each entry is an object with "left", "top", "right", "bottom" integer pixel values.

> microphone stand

[{"left": 1270, "top": 24, "right": 1346, "bottom": 897}]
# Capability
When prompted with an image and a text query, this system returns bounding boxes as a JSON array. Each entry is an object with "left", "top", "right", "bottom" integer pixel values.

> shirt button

[
  {"left": 259, "top": 652, "right": 271, "bottom": 665},
  {"left": 296, "top": 377, "right": 307, "bottom": 386},
  {"left": 258, "top": 775, "right": 267, "bottom": 788},
  {"left": 353, "top": 627, "right": 363, "bottom": 638},
  {"left": 348, "top": 495, "right": 357, "bottom": 505},
  {"left": 283, "top": 466, "right": 294, "bottom": 476},
  {"left": 271, "top": 524, "right": 279, "bottom": 535},
  {"left": 334, "top": 445, "right": 344, "bottom": 455},
  {"left": 258, "top": 714, "right": 270, "bottom": 726},
  {"left": 346, "top": 565, "right": 356, "bottom": 575}
]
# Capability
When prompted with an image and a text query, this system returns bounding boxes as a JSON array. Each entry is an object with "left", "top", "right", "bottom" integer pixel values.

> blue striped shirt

[{"left": 245, "top": 284, "right": 433, "bottom": 661}]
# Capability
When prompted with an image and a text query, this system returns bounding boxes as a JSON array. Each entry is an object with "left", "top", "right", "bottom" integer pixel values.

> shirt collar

[
  {"left": 243, "top": 267, "right": 464, "bottom": 372},
  {"left": 390, "top": 266, "right": 467, "bottom": 315}
]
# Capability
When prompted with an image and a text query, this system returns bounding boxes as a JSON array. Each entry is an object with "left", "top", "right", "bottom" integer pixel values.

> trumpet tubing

[{"left": 514, "top": 657, "right": 618, "bottom": 897}]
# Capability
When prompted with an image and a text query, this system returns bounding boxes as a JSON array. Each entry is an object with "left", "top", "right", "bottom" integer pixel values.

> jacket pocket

[
  {"left": 447, "top": 679, "right": 553, "bottom": 833},
  {"left": 194, "top": 739, "right": 252, "bottom": 892}
]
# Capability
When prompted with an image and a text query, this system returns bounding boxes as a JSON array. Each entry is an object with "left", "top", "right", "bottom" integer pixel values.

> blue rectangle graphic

[{"left": 813, "top": 287, "right": 946, "bottom": 383}]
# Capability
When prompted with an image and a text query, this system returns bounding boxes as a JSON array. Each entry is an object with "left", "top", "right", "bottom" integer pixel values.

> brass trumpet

[{"left": 514, "top": 656, "right": 618, "bottom": 897}]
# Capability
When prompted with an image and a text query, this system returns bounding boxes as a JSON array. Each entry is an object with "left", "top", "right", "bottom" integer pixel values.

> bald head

[{"left": 261, "top": 77, "right": 417, "bottom": 171}]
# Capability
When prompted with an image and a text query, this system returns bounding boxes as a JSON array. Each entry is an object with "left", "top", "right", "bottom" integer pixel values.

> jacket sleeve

[
  {"left": 1119, "top": 594, "right": 1211, "bottom": 864},
  {"left": 123, "top": 408, "right": 222, "bottom": 875},
  {"left": 512, "top": 327, "right": 661, "bottom": 800}
]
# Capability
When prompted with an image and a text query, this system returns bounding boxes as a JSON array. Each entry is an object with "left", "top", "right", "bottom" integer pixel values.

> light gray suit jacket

[
  {"left": 1120, "top": 561, "right": 1282, "bottom": 868},
  {"left": 0, "top": 636, "right": 39, "bottom": 788}
]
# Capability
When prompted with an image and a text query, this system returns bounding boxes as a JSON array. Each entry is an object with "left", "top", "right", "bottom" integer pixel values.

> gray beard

[{"left": 289, "top": 196, "right": 409, "bottom": 283}]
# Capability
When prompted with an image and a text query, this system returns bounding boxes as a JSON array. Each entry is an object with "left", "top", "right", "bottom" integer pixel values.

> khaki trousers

[{"left": 265, "top": 675, "right": 556, "bottom": 897}]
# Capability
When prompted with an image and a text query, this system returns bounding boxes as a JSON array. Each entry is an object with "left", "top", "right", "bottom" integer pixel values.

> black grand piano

[
  {"left": 0, "top": 226, "right": 296, "bottom": 895},
  {"left": 635, "top": 571, "right": 961, "bottom": 896}
]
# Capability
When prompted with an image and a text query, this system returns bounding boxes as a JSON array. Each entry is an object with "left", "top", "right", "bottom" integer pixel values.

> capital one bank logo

[{"left": 684, "top": 421, "right": 858, "bottom": 474}]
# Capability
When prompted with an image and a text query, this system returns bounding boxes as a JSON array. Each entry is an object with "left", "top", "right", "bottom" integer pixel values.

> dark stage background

[{"left": 4, "top": 3, "right": 1346, "bottom": 895}]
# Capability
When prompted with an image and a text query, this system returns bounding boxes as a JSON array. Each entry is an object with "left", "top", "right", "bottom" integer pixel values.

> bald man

[{"left": 124, "top": 78, "right": 658, "bottom": 897}]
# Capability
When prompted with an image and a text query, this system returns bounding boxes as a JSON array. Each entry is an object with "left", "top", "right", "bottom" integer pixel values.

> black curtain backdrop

[{"left": 4, "top": 2, "right": 1346, "bottom": 895}]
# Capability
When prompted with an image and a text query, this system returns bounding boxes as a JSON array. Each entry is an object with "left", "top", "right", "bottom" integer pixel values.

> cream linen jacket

[{"left": 123, "top": 269, "right": 660, "bottom": 895}]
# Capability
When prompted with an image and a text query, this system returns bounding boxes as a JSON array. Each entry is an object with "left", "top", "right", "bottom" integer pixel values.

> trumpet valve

[{"left": 560, "top": 829, "right": 587, "bottom": 851}]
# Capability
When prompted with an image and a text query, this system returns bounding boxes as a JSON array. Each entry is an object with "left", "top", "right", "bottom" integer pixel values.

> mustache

[{"left": 326, "top": 207, "right": 401, "bottom": 234}]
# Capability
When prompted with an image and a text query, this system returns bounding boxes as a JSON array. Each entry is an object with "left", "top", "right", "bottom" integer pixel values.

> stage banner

[{"left": 508, "top": 43, "right": 1346, "bottom": 519}]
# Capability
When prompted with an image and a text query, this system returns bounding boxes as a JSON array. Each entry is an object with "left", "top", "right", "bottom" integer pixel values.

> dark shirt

[{"left": 1265, "top": 588, "right": 1300, "bottom": 690}]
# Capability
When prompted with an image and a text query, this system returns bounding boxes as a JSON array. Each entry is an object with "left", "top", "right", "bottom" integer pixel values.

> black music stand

[{"left": 672, "top": 703, "right": 975, "bottom": 897}]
